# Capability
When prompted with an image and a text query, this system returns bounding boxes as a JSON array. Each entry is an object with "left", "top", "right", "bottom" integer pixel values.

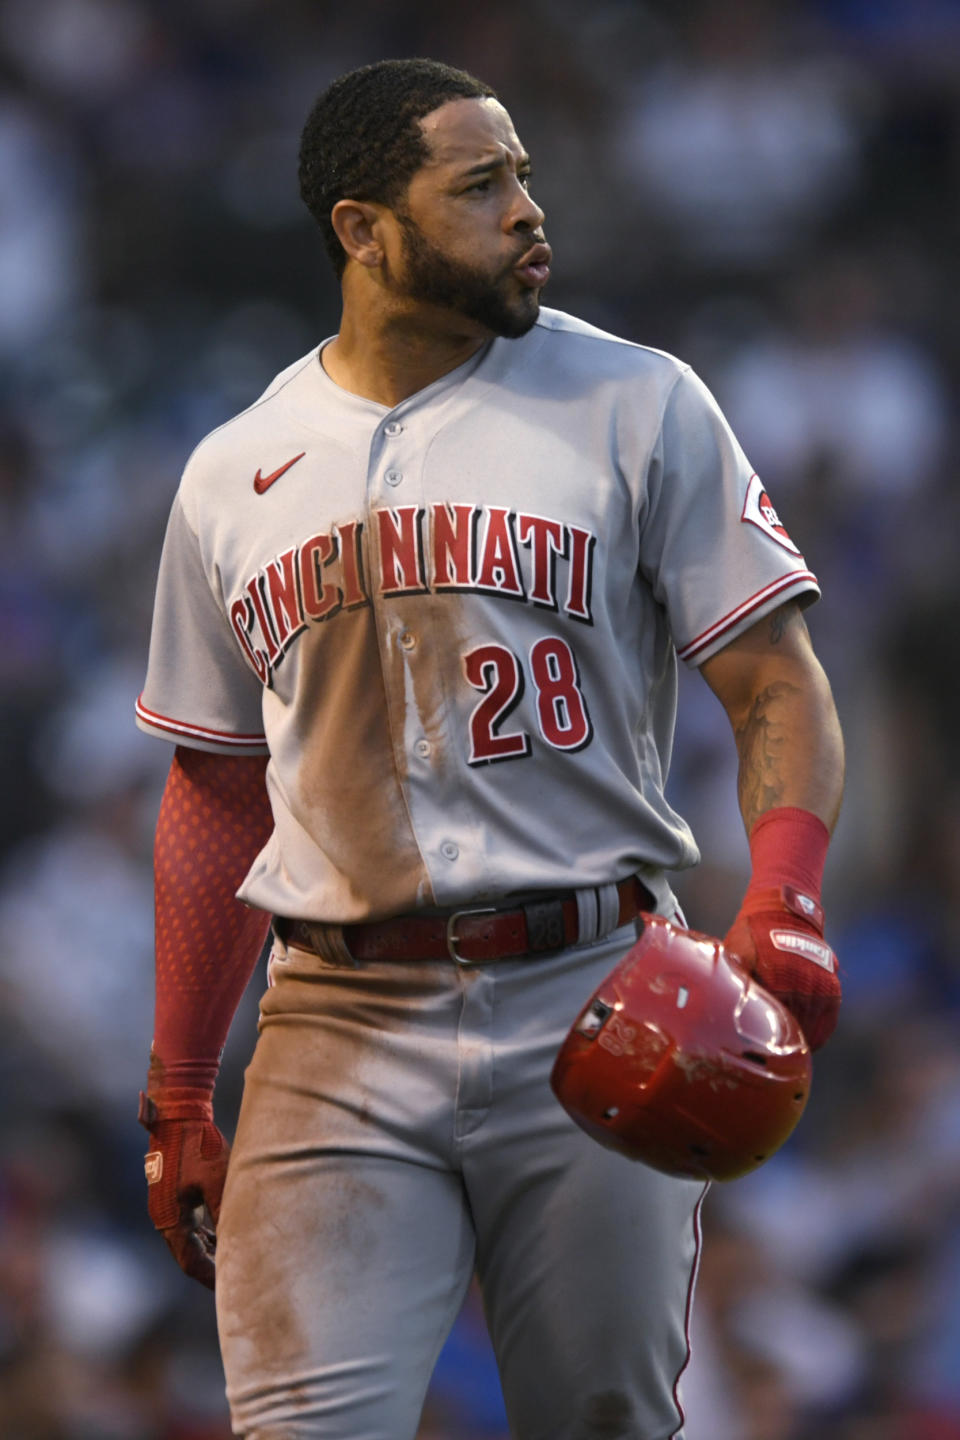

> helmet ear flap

[{"left": 550, "top": 915, "right": 812, "bottom": 1182}]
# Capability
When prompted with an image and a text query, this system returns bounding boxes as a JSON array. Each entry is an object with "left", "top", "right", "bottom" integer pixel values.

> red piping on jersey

[
  {"left": 135, "top": 695, "right": 267, "bottom": 748},
  {"left": 670, "top": 1181, "right": 709, "bottom": 1438},
  {"left": 677, "top": 572, "right": 819, "bottom": 664}
]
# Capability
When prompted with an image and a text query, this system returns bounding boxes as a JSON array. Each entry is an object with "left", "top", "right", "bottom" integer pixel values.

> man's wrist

[
  {"left": 743, "top": 806, "right": 830, "bottom": 905},
  {"left": 142, "top": 1051, "right": 220, "bottom": 1129},
  {"left": 736, "top": 884, "right": 825, "bottom": 933},
  {"left": 147, "top": 1051, "right": 220, "bottom": 1096},
  {"left": 138, "top": 1089, "right": 215, "bottom": 1129}
]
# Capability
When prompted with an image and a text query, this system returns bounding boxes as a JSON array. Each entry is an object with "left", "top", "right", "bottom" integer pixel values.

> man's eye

[
  {"left": 519, "top": 172, "right": 532, "bottom": 189},
  {"left": 467, "top": 178, "right": 492, "bottom": 193}
]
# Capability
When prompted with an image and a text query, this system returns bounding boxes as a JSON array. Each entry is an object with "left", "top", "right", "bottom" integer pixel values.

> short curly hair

[{"left": 299, "top": 58, "right": 497, "bottom": 277}]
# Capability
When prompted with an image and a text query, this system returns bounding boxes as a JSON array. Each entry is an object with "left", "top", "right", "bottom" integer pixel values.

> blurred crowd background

[{"left": 1, "top": 0, "right": 959, "bottom": 1436}]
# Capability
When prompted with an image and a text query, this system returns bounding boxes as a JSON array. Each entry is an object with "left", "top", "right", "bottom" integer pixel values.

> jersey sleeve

[
  {"left": 638, "top": 366, "right": 819, "bottom": 666},
  {"left": 136, "top": 495, "right": 269, "bottom": 754}
]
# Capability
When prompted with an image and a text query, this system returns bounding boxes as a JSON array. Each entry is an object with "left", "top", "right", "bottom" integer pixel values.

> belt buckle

[{"left": 446, "top": 907, "right": 497, "bottom": 965}]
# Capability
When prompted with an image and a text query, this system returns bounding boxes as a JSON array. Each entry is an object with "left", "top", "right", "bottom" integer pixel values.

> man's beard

[{"left": 397, "top": 214, "right": 542, "bottom": 339}]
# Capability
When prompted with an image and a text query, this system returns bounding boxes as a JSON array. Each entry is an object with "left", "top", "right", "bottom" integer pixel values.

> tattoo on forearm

[{"left": 734, "top": 680, "right": 802, "bottom": 830}]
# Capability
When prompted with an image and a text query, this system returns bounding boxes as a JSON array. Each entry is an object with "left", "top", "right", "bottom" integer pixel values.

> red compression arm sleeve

[{"left": 150, "top": 746, "right": 274, "bottom": 1098}]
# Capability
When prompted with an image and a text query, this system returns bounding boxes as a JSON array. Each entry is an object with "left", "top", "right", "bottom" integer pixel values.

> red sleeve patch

[{"left": 741, "top": 474, "right": 801, "bottom": 556}]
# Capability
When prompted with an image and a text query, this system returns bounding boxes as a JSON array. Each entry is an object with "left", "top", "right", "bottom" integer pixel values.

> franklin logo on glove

[{"left": 769, "top": 928, "right": 836, "bottom": 970}]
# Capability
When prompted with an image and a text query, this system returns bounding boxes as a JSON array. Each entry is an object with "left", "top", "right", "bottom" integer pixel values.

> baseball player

[{"left": 135, "top": 58, "right": 844, "bottom": 1440}]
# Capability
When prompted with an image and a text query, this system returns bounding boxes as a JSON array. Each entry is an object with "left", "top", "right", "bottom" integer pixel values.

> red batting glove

[
  {"left": 725, "top": 807, "right": 841, "bottom": 1051},
  {"left": 725, "top": 884, "right": 841, "bottom": 1050},
  {"left": 138, "top": 1089, "right": 230, "bottom": 1290}
]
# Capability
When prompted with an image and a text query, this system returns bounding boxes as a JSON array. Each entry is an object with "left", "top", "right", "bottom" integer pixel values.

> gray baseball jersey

[{"left": 137, "top": 306, "right": 818, "bottom": 923}]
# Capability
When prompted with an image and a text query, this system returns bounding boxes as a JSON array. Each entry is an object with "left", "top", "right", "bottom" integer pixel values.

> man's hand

[
  {"left": 725, "top": 884, "right": 841, "bottom": 1051},
  {"left": 138, "top": 1092, "right": 230, "bottom": 1289}
]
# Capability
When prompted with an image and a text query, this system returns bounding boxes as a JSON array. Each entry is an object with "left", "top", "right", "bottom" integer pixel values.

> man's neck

[{"left": 322, "top": 293, "right": 490, "bottom": 408}]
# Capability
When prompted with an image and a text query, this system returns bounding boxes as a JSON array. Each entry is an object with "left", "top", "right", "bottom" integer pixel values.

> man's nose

[{"left": 507, "top": 184, "right": 545, "bottom": 233}]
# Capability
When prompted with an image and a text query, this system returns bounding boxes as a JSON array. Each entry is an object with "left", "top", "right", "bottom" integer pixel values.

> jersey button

[
  {"left": 385, "top": 469, "right": 403, "bottom": 486},
  {"left": 384, "top": 421, "right": 403, "bottom": 437},
  {"left": 415, "top": 739, "right": 431, "bottom": 758},
  {"left": 441, "top": 841, "right": 459, "bottom": 861},
  {"left": 398, "top": 630, "right": 416, "bottom": 651}
]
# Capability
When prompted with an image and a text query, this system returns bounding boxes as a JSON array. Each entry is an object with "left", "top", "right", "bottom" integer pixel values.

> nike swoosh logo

[{"left": 254, "top": 451, "right": 305, "bottom": 494}]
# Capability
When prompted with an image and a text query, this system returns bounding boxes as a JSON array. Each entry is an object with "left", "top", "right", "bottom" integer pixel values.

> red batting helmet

[{"left": 550, "top": 914, "right": 812, "bottom": 1182}]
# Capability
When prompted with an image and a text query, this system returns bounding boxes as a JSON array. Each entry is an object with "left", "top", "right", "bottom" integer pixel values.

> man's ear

[{"left": 330, "top": 198, "right": 387, "bottom": 269}]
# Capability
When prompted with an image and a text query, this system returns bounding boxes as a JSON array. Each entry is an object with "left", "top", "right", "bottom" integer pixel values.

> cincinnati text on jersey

[{"left": 229, "top": 503, "right": 597, "bottom": 686}]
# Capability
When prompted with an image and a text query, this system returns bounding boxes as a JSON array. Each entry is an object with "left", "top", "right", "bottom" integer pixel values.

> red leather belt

[{"left": 280, "top": 876, "right": 654, "bottom": 965}]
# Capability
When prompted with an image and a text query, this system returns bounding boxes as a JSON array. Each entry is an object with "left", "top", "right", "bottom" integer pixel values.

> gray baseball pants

[{"left": 215, "top": 916, "right": 707, "bottom": 1439}]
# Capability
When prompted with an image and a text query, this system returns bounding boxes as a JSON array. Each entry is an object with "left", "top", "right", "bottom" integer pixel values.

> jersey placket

[{"left": 364, "top": 394, "right": 494, "bottom": 909}]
